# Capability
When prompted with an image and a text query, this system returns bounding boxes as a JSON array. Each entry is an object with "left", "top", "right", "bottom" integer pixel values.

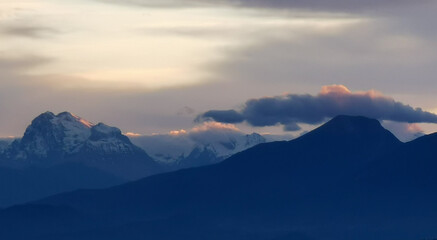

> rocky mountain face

[
  {"left": 0, "top": 112, "right": 166, "bottom": 207},
  {"left": 1, "top": 111, "right": 163, "bottom": 179},
  {"left": 0, "top": 140, "right": 10, "bottom": 154}
]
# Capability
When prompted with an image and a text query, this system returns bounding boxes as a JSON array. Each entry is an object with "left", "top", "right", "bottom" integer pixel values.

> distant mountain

[
  {"left": 4, "top": 116, "right": 437, "bottom": 239},
  {"left": 0, "top": 111, "right": 166, "bottom": 207},
  {"left": 0, "top": 140, "right": 10, "bottom": 154},
  {"left": 1, "top": 111, "right": 163, "bottom": 179},
  {"left": 131, "top": 132, "right": 275, "bottom": 169}
]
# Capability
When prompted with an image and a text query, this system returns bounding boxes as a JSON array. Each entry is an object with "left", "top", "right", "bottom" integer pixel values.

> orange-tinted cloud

[
  {"left": 125, "top": 132, "right": 142, "bottom": 137},
  {"left": 166, "top": 122, "right": 240, "bottom": 137},
  {"left": 320, "top": 85, "right": 352, "bottom": 95},
  {"left": 381, "top": 121, "right": 425, "bottom": 142},
  {"left": 169, "top": 129, "right": 188, "bottom": 136},
  {"left": 191, "top": 122, "right": 240, "bottom": 133},
  {"left": 165, "top": 122, "right": 242, "bottom": 144}
]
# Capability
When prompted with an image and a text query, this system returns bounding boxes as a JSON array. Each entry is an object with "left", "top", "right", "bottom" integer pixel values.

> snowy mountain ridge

[
  {"left": 200, "top": 132, "right": 267, "bottom": 159},
  {"left": 131, "top": 132, "right": 272, "bottom": 168},
  {"left": 0, "top": 111, "right": 162, "bottom": 180},
  {"left": 3, "top": 112, "right": 139, "bottom": 161}
]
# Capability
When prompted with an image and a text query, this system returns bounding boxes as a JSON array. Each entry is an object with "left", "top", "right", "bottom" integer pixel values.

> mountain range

[
  {"left": 0, "top": 115, "right": 436, "bottom": 239},
  {"left": 1, "top": 111, "right": 162, "bottom": 178},
  {"left": 130, "top": 132, "right": 271, "bottom": 168},
  {"left": 0, "top": 112, "right": 163, "bottom": 207},
  {"left": 0, "top": 111, "right": 270, "bottom": 207}
]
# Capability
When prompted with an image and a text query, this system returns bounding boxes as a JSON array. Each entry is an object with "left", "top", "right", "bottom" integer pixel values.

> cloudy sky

[{"left": 1, "top": 0, "right": 437, "bottom": 141}]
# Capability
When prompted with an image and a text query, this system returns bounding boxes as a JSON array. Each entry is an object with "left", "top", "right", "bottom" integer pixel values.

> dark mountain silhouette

[
  {"left": 0, "top": 112, "right": 166, "bottom": 207},
  {"left": 0, "top": 115, "right": 436, "bottom": 240},
  {"left": 0, "top": 163, "right": 122, "bottom": 207}
]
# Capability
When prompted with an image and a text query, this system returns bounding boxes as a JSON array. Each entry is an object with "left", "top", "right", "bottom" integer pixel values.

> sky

[{"left": 1, "top": 0, "right": 437, "bottom": 142}]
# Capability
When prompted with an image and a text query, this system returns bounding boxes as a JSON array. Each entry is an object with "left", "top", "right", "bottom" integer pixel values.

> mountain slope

[
  {"left": 0, "top": 163, "right": 123, "bottom": 207},
  {"left": 0, "top": 111, "right": 164, "bottom": 180},
  {"left": 2, "top": 116, "right": 437, "bottom": 240},
  {"left": 0, "top": 112, "right": 166, "bottom": 207}
]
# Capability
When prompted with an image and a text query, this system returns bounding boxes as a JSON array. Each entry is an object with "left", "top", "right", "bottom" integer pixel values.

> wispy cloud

[
  {"left": 165, "top": 121, "right": 242, "bottom": 142},
  {"left": 95, "top": 0, "right": 431, "bottom": 12},
  {"left": 125, "top": 132, "right": 142, "bottom": 137},
  {"left": 1, "top": 25, "right": 58, "bottom": 39},
  {"left": 198, "top": 85, "right": 437, "bottom": 131},
  {"left": 381, "top": 121, "right": 425, "bottom": 142},
  {"left": 0, "top": 55, "right": 52, "bottom": 72}
]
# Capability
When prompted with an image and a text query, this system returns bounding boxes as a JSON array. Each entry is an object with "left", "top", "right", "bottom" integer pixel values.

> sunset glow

[{"left": 1, "top": 0, "right": 437, "bottom": 137}]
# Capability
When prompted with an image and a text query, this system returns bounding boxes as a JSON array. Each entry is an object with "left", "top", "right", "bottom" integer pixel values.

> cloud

[
  {"left": 381, "top": 121, "right": 425, "bottom": 142},
  {"left": 1, "top": 25, "right": 58, "bottom": 39},
  {"left": 198, "top": 85, "right": 437, "bottom": 131},
  {"left": 205, "top": 0, "right": 430, "bottom": 12},
  {"left": 155, "top": 122, "right": 244, "bottom": 145},
  {"left": 0, "top": 55, "right": 52, "bottom": 73},
  {"left": 147, "top": 122, "right": 243, "bottom": 143},
  {"left": 96, "top": 0, "right": 431, "bottom": 12},
  {"left": 198, "top": 110, "right": 245, "bottom": 124},
  {"left": 189, "top": 122, "right": 242, "bottom": 143},
  {"left": 125, "top": 132, "right": 142, "bottom": 137},
  {"left": 209, "top": 18, "right": 437, "bottom": 96},
  {"left": 191, "top": 121, "right": 240, "bottom": 133},
  {"left": 177, "top": 106, "right": 195, "bottom": 116},
  {"left": 169, "top": 129, "right": 188, "bottom": 136},
  {"left": 129, "top": 121, "right": 246, "bottom": 159}
]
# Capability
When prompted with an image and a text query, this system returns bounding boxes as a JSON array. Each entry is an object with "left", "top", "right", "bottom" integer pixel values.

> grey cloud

[
  {"left": 198, "top": 110, "right": 245, "bottom": 123},
  {"left": 203, "top": 0, "right": 431, "bottom": 12},
  {"left": 283, "top": 122, "right": 301, "bottom": 131},
  {"left": 208, "top": 19, "right": 437, "bottom": 96},
  {"left": 96, "top": 0, "right": 431, "bottom": 12},
  {"left": 1, "top": 25, "right": 58, "bottom": 39},
  {"left": 0, "top": 55, "right": 52, "bottom": 73},
  {"left": 142, "top": 25, "right": 278, "bottom": 39},
  {"left": 177, "top": 106, "right": 195, "bottom": 116},
  {"left": 143, "top": 26, "right": 237, "bottom": 38},
  {"left": 198, "top": 85, "right": 437, "bottom": 131}
]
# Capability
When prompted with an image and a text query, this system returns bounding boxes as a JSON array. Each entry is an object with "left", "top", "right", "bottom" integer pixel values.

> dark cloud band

[
  {"left": 96, "top": 0, "right": 431, "bottom": 12},
  {"left": 197, "top": 85, "right": 437, "bottom": 131},
  {"left": 198, "top": 110, "right": 245, "bottom": 124}
]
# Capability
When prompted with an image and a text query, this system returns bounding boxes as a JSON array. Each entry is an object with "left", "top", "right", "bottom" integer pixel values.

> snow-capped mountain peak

[
  {"left": 57, "top": 111, "right": 94, "bottom": 128},
  {"left": 91, "top": 123, "right": 123, "bottom": 139},
  {"left": 209, "top": 133, "right": 267, "bottom": 158},
  {"left": 244, "top": 133, "right": 266, "bottom": 147},
  {"left": 4, "top": 111, "right": 142, "bottom": 160},
  {"left": 0, "top": 111, "right": 163, "bottom": 180},
  {"left": 18, "top": 111, "right": 96, "bottom": 156},
  {"left": 85, "top": 122, "right": 137, "bottom": 155}
]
